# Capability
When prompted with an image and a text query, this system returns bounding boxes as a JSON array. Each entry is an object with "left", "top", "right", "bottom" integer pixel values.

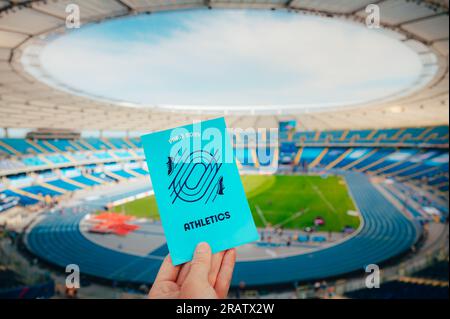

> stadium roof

[{"left": 0, "top": 0, "right": 448, "bottom": 132}]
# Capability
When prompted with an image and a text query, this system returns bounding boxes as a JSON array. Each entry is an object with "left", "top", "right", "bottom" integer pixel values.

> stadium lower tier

[
  {"left": 272, "top": 146, "right": 448, "bottom": 194},
  {"left": 0, "top": 267, "right": 54, "bottom": 299},
  {"left": 24, "top": 172, "right": 421, "bottom": 286},
  {"left": 344, "top": 261, "right": 449, "bottom": 299},
  {"left": 1, "top": 166, "right": 149, "bottom": 206}
]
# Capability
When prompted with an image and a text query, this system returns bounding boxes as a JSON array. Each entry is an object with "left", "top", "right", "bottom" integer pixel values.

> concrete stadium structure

[{"left": 0, "top": 0, "right": 448, "bottom": 131}]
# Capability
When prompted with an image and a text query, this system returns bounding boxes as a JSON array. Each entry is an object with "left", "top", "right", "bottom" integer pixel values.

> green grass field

[{"left": 113, "top": 175, "right": 360, "bottom": 231}]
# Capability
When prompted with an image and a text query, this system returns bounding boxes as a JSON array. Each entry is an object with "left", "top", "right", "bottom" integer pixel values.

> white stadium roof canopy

[{"left": 0, "top": 0, "right": 448, "bottom": 132}]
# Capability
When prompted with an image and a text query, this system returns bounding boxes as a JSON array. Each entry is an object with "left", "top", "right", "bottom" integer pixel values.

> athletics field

[{"left": 113, "top": 174, "right": 360, "bottom": 232}]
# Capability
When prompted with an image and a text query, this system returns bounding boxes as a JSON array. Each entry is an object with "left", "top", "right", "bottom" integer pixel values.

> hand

[{"left": 148, "top": 242, "right": 236, "bottom": 299}]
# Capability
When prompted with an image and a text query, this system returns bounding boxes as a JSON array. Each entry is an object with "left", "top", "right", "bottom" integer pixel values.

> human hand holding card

[{"left": 141, "top": 117, "right": 258, "bottom": 265}]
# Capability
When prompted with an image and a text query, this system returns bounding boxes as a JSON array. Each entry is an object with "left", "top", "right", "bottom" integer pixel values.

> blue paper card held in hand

[{"left": 141, "top": 117, "right": 259, "bottom": 265}]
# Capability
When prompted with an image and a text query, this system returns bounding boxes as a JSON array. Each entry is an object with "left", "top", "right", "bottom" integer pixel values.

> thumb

[{"left": 188, "top": 242, "right": 212, "bottom": 282}]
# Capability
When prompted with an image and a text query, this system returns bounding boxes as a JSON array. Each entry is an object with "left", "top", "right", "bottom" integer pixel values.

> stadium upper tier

[
  {"left": 279, "top": 125, "right": 449, "bottom": 146},
  {"left": 0, "top": 0, "right": 448, "bottom": 131},
  {"left": 0, "top": 125, "right": 448, "bottom": 157}
]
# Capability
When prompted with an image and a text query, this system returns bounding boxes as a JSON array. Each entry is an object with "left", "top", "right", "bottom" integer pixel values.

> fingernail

[{"left": 195, "top": 242, "right": 210, "bottom": 254}]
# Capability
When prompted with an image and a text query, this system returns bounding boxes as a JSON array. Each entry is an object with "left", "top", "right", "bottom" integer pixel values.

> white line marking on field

[
  {"left": 255, "top": 205, "right": 268, "bottom": 227},
  {"left": 308, "top": 180, "right": 337, "bottom": 213},
  {"left": 274, "top": 209, "right": 309, "bottom": 228}
]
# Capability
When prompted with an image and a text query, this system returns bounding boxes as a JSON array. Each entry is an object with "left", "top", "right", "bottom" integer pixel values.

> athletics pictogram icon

[{"left": 168, "top": 148, "right": 225, "bottom": 204}]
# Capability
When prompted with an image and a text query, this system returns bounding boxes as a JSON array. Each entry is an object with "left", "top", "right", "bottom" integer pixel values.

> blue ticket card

[{"left": 141, "top": 117, "right": 259, "bottom": 265}]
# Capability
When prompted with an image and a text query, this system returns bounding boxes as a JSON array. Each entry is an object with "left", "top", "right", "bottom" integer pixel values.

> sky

[{"left": 38, "top": 9, "right": 423, "bottom": 109}]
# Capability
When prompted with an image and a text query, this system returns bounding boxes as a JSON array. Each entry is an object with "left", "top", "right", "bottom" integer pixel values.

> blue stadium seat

[
  {"left": 44, "top": 154, "right": 70, "bottom": 164},
  {"left": 317, "top": 148, "right": 346, "bottom": 166},
  {"left": 0, "top": 144, "right": 16, "bottom": 155},
  {"left": 365, "top": 150, "right": 418, "bottom": 172},
  {"left": 34, "top": 140, "right": 56, "bottom": 153},
  {"left": 129, "top": 138, "right": 142, "bottom": 148},
  {"left": 71, "top": 175, "right": 101, "bottom": 186},
  {"left": 114, "top": 150, "right": 132, "bottom": 158},
  {"left": 425, "top": 126, "right": 449, "bottom": 139},
  {"left": 84, "top": 138, "right": 111, "bottom": 150},
  {"left": 2, "top": 190, "right": 38, "bottom": 205},
  {"left": 111, "top": 170, "right": 134, "bottom": 179},
  {"left": 345, "top": 129, "right": 372, "bottom": 141},
  {"left": 46, "top": 139, "right": 80, "bottom": 152},
  {"left": 132, "top": 168, "right": 149, "bottom": 176},
  {"left": 93, "top": 152, "right": 113, "bottom": 160},
  {"left": 352, "top": 148, "right": 395, "bottom": 170},
  {"left": 1, "top": 138, "right": 42, "bottom": 154},
  {"left": 109, "top": 138, "right": 130, "bottom": 149},
  {"left": 46, "top": 179, "right": 82, "bottom": 192},
  {"left": 299, "top": 147, "right": 324, "bottom": 165},
  {"left": 372, "top": 128, "right": 399, "bottom": 140},
  {"left": 330, "top": 148, "right": 365, "bottom": 168},
  {"left": 71, "top": 152, "right": 89, "bottom": 161},
  {"left": 90, "top": 172, "right": 115, "bottom": 183},
  {"left": 22, "top": 185, "right": 62, "bottom": 197},
  {"left": 22, "top": 157, "right": 46, "bottom": 167},
  {"left": 401, "top": 127, "right": 426, "bottom": 140}
]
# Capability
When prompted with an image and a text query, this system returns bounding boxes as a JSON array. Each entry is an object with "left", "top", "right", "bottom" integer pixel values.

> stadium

[{"left": 0, "top": 0, "right": 448, "bottom": 300}]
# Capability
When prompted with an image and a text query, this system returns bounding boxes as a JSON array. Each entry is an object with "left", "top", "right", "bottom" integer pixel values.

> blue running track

[{"left": 25, "top": 172, "right": 420, "bottom": 286}]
